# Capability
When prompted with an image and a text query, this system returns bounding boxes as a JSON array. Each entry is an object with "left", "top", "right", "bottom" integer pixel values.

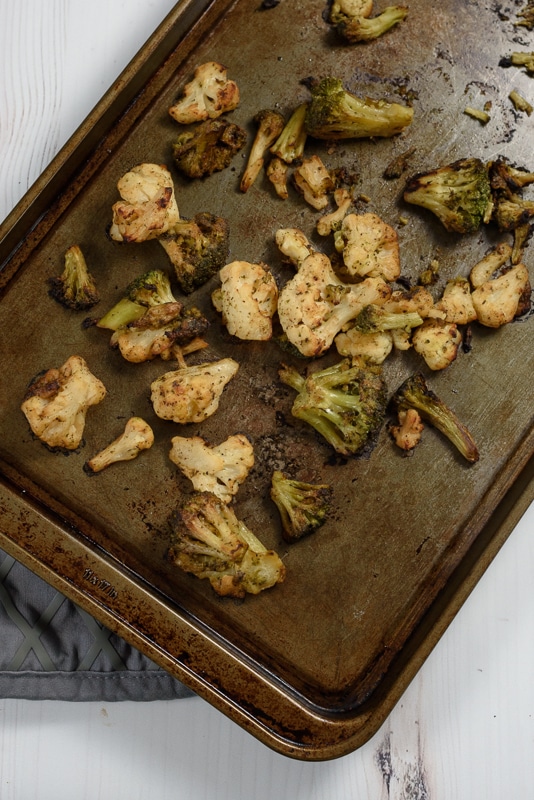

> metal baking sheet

[{"left": 1, "top": 0, "right": 534, "bottom": 760}]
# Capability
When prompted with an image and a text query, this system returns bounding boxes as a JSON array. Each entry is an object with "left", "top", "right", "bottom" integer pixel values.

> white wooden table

[{"left": 1, "top": 2, "right": 533, "bottom": 797}]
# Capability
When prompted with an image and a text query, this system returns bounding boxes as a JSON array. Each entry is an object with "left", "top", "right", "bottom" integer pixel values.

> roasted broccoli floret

[
  {"left": 109, "top": 163, "right": 180, "bottom": 243},
  {"left": 515, "top": 1, "right": 534, "bottom": 29},
  {"left": 335, "top": 5, "right": 409, "bottom": 43},
  {"left": 168, "top": 62, "right": 240, "bottom": 124},
  {"left": 151, "top": 358, "right": 239, "bottom": 424},
  {"left": 403, "top": 157, "right": 492, "bottom": 234},
  {"left": 159, "top": 212, "right": 230, "bottom": 294},
  {"left": 172, "top": 118, "right": 247, "bottom": 179},
  {"left": 270, "top": 470, "right": 333, "bottom": 542},
  {"left": 48, "top": 245, "right": 100, "bottom": 311},
  {"left": 169, "top": 433, "right": 254, "bottom": 503},
  {"left": 21, "top": 355, "right": 106, "bottom": 451},
  {"left": 240, "top": 108, "right": 285, "bottom": 192},
  {"left": 488, "top": 158, "right": 534, "bottom": 232},
  {"left": 351, "top": 303, "right": 424, "bottom": 334},
  {"left": 390, "top": 372, "right": 479, "bottom": 462},
  {"left": 84, "top": 417, "right": 154, "bottom": 474},
  {"left": 499, "top": 51, "right": 534, "bottom": 76},
  {"left": 304, "top": 76, "right": 413, "bottom": 140},
  {"left": 269, "top": 103, "right": 308, "bottom": 164},
  {"left": 279, "top": 358, "right": 388, "bottom": 457},
  {"left": 95, "top": 269, "right": 176, "bottom": 332},
  {"left": 167, "top": 491, "right": 286, "bottom": 598}
]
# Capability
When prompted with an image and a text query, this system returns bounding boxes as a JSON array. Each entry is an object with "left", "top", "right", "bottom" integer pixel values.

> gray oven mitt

[{"left": 0, "top": 549, "right": 194, "bottom": 701}]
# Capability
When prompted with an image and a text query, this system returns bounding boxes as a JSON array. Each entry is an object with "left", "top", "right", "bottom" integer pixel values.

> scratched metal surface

[{"left": 0, "top": 0, "right": 533, "bottom": 759}]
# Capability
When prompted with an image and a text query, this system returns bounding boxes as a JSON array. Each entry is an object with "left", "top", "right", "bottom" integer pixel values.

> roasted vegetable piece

[
  {"left": 150, "top": 358, "right": 239, "bottom": 424},
  {"left": 351, "top": 303, "right": 424, "bottom": 334},
  {"left": 269, "top": 103, "right": 308, "bottom": 164},
  {"left": 266, "top": 155, "right": 289, "bottom": 199},
  {"left": 435, "top": 277, "right": 477, "bottom": 325},
  {"left": 304, "top": 76, "right": 413, "bottom": 140},
  {"left": 270, "top": 470, "right": 333, "bottom": 542},
  {"left": 84, "top": 417, "right": 154, "bottom": 474},
  {"left": 515, "top": 2, "right": 534, "bottom": 29},
  {"left": 159, "top": 212, "right": 230, "bottom": 294},
  {"left": 327, "top": 0, "right": 374, "bottom": 24},
  {"left": 169, "top": 434, "right": 254, "bottom": 503},
  {"left": 336, "top": 5, "right": 409, "bottom": 43},
  {"left": 488, "top": 158, "right": 534, "bottom": 232},
  {"left": 279, "top": 358, "right": 388, "bottom": 457},
  {"left": 390, "top": 372, "right": 479, "bottom": 462},
  {"left": 411, "top": 318, "right": 462, "bottom": 371},
  {"left": 48, "top": 245, "right": 100, "bottom": 310},
  {"left": 316, "top": 188, "right": 352, "bottom": 236},
  {"left": 110, "top": 303, "right": 210, "bottom": 363},
  {"left": 471, "top": 263, "right": 531, "bottom": 328},
  {"left": 167, "top": 491, "right": 286, "bottom": 598},
  {"left": 390, "top": 408, "right": 424, "bottom": 452},
  {"left": 240, "top": 108, "right": 285, "bottom": 192},
  {"left": 168, "top": 62, "right": 240, "bottom": 124},
  {"left": 499, "top": 51, "right": 534, "bottom": 76},
  {"left": 212, "top": 260, "right": 278, "bottom": 341},
  {"left": 335, "top": 328, "right": 394, "bottom": 365},
  {"left": 293, "top": 155, "right": 335, "bottom": 210},
  {"left": 21, "top": 355, "right": 106, "bottom": 451},
  {"left": 109, "top": 163, "right": 180, "bottom": 243},
  {"left": 275, "top": 228, "right": 391, "bottom": 357},
  {"left": 403, "top": 157, "right": 492, "bottom": 234},
  {"left": 172, "top": 118, "right": 247, "bottom": 179},
  {"left": 334, "top": 212, "right": 401, "bottom": 282},
  {"left": 96, "top": 269, "right": 178, "bottom": 331}
]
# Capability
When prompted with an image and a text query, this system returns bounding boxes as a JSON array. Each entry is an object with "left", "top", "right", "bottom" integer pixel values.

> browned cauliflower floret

[
  {"left": 150, "top": 358, "right": 239, "bottom": 424},
  {"left": 266, "top": 156, "right": 289, "bottom": 199},
  {"left": 334, "top": 212, "right": 401, "bottom": 282},
  {"left": 109, "top": 163, "right": 180, "bottom": 243},
  {"left": 84, "top": 417, "right": 154, "bottom": 474},
  {"left": 168, "top": 62, "right": 240, "bottom": 124},
  {"left": 390, "top": 408, "right": 425, "bottom": 452},
  {"left": 383, "top": 286, "right": 436, "bottom": 318},
  {"left": 240, "top": 109, "right": 285, "bottom": 193},
  {"left": 212, "top": 261, "right": 278, "bottom": 341},
  {"left": 169, "top": 433, "right": 254, "bottom": 503},
  {"left": 21, "top": 355, "right": 106, "bottom": 451},
  {"left": 335, "top": 328, "right": 393, "bottom": 365},
  {"left": 293, "top": 155, "right": 335, "bottom": 210},
  {"left": 316, "top": 188, "right": 353, "bottom": 236},
  {"left": 275, "top": 228, "right": 391, "bottom": 357},
  {"left": 412, "top": 318, "right": 463, "bottom": 370},
  {"left": 435, "top": 277, "right": 477, "bottom": 325},
  {"left": 469, "top": 243, "right": 513, "bottom": 288},
  {"left": 471, "top": 263, "right": 531, "bottom": 328}
]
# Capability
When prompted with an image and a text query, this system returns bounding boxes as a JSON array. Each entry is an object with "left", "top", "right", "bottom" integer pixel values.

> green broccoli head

[
  {"left": 159, "top": 212, "right": 230, "bottom": 294},
  {"left": 403, "top": 157, "right": 492, "bottom": 234},
  {"left": 172, "top": 118, "right": 247, "bottom": 179},
  {"left": 391, "top": 372, "right": 479, "bottom": 462},
  {"left": 270, "top": 470, "right": 333, "bottom": 541},
  {"left": 48, "top": 244, "right": 100, "bottom": 311},
  {"left": 126, "top": 269, "right": 177, "bottom": 306},
  {"left": 352, "top": 304, "right": 423, "bottom": 334},
  {"left": 279, "top": 358, "right": 388, "bottom": 457},
  {"left": 167, "top": 491, "right": 286, "bottom": 598},
  {"left": 304, "top": 76, "right": 414, "bottom": 140}
]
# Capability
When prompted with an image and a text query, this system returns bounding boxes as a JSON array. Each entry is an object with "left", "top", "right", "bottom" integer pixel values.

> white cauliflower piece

[
  {"left": 335, "top": 328, "right": 393, "bottom": 364},
  {"left": 334, "top": 212, "right": 401, "bottom": 282},
  {"left": 390, "top": 408, "right": 424, "bottom": 452},
  {"left": 275, "top": 227, "right": 314, "bottom": 266},
  {"left": 412, "top": 318, "right": 462, "bottom": 370},
  {"left": 470, "top": 242, "right": 513, "bottom": 288},
  {"left": 293, "top": 155, "right": 335, "bottom": 210},
  {"left": 168, "top": 62, "right": 240, "bottom": 124},
  {"left": 169, "top": 434, "right": 254, "bottom": 503},
  {"left": 316, "top": 188, "right": 352, "bottom": 236},
  {"left": 150, "top": 358, "right": 239, "bottom": 424},
  {"left": 21, "top": 355, "right": 106, "bottom": 451},
  {"left": 84, "top": 417, "right": 154, "bottom": 473},
  {"left": 109, "top": 163, "right": 180, "bottom": 243},
  {"left": 435, "top": 277, "right": 477, "bottom": 325},
  {"left": 277, "top": 252, "right": 391, "bottom": 358},
  {"left": 383, "top": 286, "right": 435, "bottom": 318},
  {"left": 212, "top": 261, "right": 278, "bottom": 341},
  {"left": 471, "top": 263, "right": 531, "bottom": 328}
]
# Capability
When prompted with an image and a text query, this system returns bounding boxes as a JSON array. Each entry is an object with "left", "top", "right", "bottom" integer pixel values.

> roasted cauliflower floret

[
  {"left": 435, "top": 277, "right": 477, "bottom": 325},
  {"left": 172, "top": 118, "right": 247, "bottom": 179},
  {"left": 411, "top": 318, "right": 463, "bottom": 371},
  {"left": 335, "top": 327, "right": 393, "bottom": 365},
  {"left": 169, "top": 433, "right": 254, "bottom": 503},
  {"left": 382, "top": 286, "right": 436, "bottom": 318},
  {"left": 469, "top": 243, "right": 513, "bottom": 288},
  {"left": 168, "top": 62, "right": 240, "bottom": 124},
  {"left": 293, "top": 155, "right": 335, "bottom": 210},
  {"left": 84, "top": 417, "right": 154, "bottom": 474},
  {"left": 109, "top": 163, "right": 180, "bottom": 243},
  {"left": 21, "top": 355, "right": 106, "bottom": 451},
  {"left": 212, "top": 260, "right": 278, "bottom": 341},
  {"left": 266, "top": 156, "right": 290, "bottom": 199},
  {"left": 150, "top": 358, "right": 239, "bottom": 424},
  {"left": 316, "top": 188, "right": 353, "bottom": 236},
  {"left": 334, "top": 212, "right": 401, "bottom": 282},
  {"left": 276, "top": 228, "right": 391, "bottom": 357},
  {"left": 471, "top": 263, "right": 531, "bottom": 328},
  {"left": 167, "top": 491, "right": 286, "bottom": 598},
  {"left": 389, "top": 408, "right": 424, "bottom": 453}
]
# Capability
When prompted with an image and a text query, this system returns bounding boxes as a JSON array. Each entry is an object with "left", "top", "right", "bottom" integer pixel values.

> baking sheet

[{"left": 1, "top": 0, "right": 534, "bottom": 760}]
